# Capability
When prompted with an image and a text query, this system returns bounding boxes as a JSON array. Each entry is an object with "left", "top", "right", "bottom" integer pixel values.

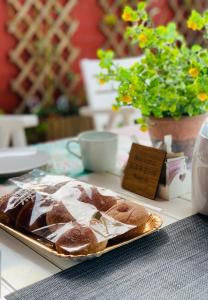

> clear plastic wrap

[{"left": 0, "top": 170, "right": 153, "bottom": 256}]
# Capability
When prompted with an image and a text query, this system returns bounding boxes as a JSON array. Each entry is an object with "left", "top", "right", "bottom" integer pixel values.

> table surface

[{"left": 0, "top": 133, "right": 192, "bottom": 298}]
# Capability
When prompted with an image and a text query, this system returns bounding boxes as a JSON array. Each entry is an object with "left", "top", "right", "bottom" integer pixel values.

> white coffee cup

[{"left": 66, "top": 131, "right": 118, "bottom": 172}]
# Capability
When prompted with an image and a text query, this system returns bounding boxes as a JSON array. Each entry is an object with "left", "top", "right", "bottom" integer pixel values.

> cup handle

[{"left": 66, "top": 139, "right": 82, "bottom": 159}]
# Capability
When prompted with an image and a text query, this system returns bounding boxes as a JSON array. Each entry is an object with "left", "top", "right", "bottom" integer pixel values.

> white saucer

[{"left": 0, "top": 148, "right": 50, "bottom": 177}]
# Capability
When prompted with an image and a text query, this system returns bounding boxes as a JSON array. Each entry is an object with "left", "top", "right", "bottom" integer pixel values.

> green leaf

[
  {"left": 169, "top": 104, "right": 177, "bottom": 112},
  {"left": 191, "top": 44, "right": 202, "bottom": 52},
  {"left": 97, "top": 49, "right": 105, "bottom": 59},
  {"left": 204, "top": 10, "right": 208, "bottom": 23},
  {"left": 187, "top": 105, "right": 194, "bottom": 116},
  {"left": 188, "top": 10, "right": 205, "bottom": 30},
  {"left": 137, "top": 2, "right": 146, "bottom": 11},
  {"left": 136, "top": 117, "right": 145, "bottom": 124}
]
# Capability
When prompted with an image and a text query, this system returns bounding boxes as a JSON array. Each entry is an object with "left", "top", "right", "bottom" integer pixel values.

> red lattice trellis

[
  {"left": 98, "top": 0, "right": 140, "bottom": 57},
  {"left": 169, "top": 0, "right": 208, "bottom": 45},
  {"left": 7, "top": 0, "right": 79, "bottom": 113},
  {"left": 98, "top": 0, "right": 208, "bottom": 57}
]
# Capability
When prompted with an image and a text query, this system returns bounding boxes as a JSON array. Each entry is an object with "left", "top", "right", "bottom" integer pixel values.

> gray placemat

[{"left": 6, "top": 214, "right": 208, "bottom": 300}]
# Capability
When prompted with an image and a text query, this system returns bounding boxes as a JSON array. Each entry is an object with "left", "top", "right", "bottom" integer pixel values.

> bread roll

[
  {"left": 46, "top": 201, "right": 75, "bottom": 231},
  {"left": 15, "top": 192, "right": 54, "bottom": 231},
  {"left": 0, "top": 189, "right": 35, "bottom": 227},
  {"left": 78, "top": 185, "right": 117, "bottom": 211},
  {"left": 55, "top": 223, "right": 107, "bottom": 255},
  {"left": 0, "top": 193, "right": 13, "bottom": 225},
  {"left": 106, "top": 201, "right": 149, "bottom": 240},
  {"left": 41, "top": 182, "right": 69, "bottom": 194}
]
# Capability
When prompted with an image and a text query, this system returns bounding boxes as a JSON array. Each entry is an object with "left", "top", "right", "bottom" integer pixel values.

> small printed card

[{"left": 122, "top": 143, "right": 166, "bottom": 200}]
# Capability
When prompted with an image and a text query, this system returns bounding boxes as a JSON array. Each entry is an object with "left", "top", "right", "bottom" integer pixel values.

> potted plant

[
  {"left": 26, "top": 92, "right": 93, "bottom": 142},
  {"left": 97, "top": 2, "right": 208, "bottom": 160},
  {"left": 26, "top": 40, "right": 93, "bottom": 142}
]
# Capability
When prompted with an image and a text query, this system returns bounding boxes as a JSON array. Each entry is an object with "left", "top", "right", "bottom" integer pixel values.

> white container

[
  {"left": 192, "top": 122, "right": 208, "bottom": 215},
  {"left": 158, "top": 156, "right": 191, "bottom": 200}
]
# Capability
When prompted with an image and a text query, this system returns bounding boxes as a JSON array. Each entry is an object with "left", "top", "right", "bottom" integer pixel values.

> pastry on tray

[
  {"left": 78, "top": 185, "right": 118, "bottom": 211},
  {"left": 0, "top": 173, "right": 152, "bottom": 256},
  {"left": 0, "top": 189, "right": 36, "bottom": 227},
  {"left": 106, "top": 201, "right": 150, "bottom": 240},
  {"left": 46, "top": 201, "right": 75, "bottom": 231},
  {"left": 0, "top": 192, "right": 16, "bottom": 226},
  {"left": 55, "top": 222, "right": 107, "bottom": 255},
  {"left": 40, "top": 182, "right": 69, "bottom": 194},
  {"left": 0, "top": 189, "right": 55, "bottom": 231},
  {"left": 16, "top": 200, "right": 37, "bottom": 231},
  {"left": 91, "top": 187, "right": 118, "bottom": 211},
  {"left": 16, "top": 195, "right": 54, "bottom": 231}
]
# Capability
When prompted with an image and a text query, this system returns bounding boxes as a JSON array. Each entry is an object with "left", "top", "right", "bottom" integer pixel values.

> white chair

[
  {"left": 0, "top": 115, "right": 38, "bottom": 148},
  {"left": 80, "top": 56, "right": 142, "bottom": 130}
]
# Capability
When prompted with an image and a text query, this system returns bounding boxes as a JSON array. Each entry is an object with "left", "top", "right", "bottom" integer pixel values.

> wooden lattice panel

[
  {"left": 98, "top": 0, "right": 208, "bottom": 57},
  {"left": 98, "top": 0, "right": 139, "bottom": 57},
  {"left": 7, "top": 0, "right": 79, "bottom": 112},
  {"left": 169, "top": 0, "right": 208, "bottom": 45}
]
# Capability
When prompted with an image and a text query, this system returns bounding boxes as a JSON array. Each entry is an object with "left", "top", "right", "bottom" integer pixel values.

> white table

[{"left": 0, "top": 134, "right": 193, "bottom": 298}]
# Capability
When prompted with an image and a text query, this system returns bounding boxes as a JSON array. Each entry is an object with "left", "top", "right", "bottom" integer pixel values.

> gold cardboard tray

[{"left": 0, "top": 213, "right": 162, "bottom": 261}]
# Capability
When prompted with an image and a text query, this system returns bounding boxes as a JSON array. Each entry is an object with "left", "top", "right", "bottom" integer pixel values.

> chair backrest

[
  {"left": 80, "top": 56, "right": 142, "bottom": 129},
  {"left": 0, "top": 119, "right": 25, "bottom": 148},
  {"left": 0, "top": 115, "right": 38, "bottom": 148}
]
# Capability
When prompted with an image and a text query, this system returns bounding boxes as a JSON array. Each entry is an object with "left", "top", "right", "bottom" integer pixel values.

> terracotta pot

[{"left": 147, "top": 113, "right": 208, "bottom": 161}]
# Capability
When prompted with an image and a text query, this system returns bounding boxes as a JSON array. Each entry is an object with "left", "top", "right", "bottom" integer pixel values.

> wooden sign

[{"left": 122, "top": 143, "right": 166, "bottom": 200}]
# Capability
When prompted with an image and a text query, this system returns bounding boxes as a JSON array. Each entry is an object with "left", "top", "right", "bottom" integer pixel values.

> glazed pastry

[
  {"left": 55, "top": 223, "right": 107, "bottom": 255},
  {"left": 46, "top": 201, "right": 75, "bottom": 231},
  {"left": 0, "top": 189, "right": 35, "bottom": 226},
  {"left": 76, "top": 185, "right": 92, "bottom": 203},
  {"left": 41, "top": 182, "right": 69, "bottom": 194},
  {"left": 91, "top": 188, "right": 118, "bottom": 211},
  {"left": 106, "top": 201, "right": 149, "bottom": 240},
  {"left": 15, "top": 200, "right": 35, "bottom": 230},
  {"left": 16, "top": 195, "right": 53, "bottom": 231},
  {"left": 0, "top": 193, "right": 14, "bottom": 225},
  {"left": 78, "top": 185, "right": 118, "bottom": 211}
]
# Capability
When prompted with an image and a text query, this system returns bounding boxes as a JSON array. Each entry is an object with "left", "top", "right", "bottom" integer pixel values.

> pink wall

[{"left": 0, "top": 1, "right": 19, "bottom": 112}]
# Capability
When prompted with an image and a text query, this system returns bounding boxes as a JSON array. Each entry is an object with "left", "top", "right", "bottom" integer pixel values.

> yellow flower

[
  {"left": 198, "top": 93, "right": 208, "bottom": 101},
  {"left": 140, "top": 124, "right": 148, "bottom": 132},
  {"left": 122, "top": 95, "right": 132, "bottom": 104},
  {"left": 138, "top": 33, "right": 148, "bottom": 44},
  {"left": 122, "top": 11, "right": 132, "bottom": 22},
  {"left": 188, "top": 68, "right": 199, "bottom": 78},
  {"left": 112, "top": 105, "right": 119, "bottom": 111},
  {"left": 187, "top": 20, "right": 198, "bottom": 30},
  {"left": 187, "top": 20, "right": 200, "bottom": 31},
  {"left": 98, "top": 78, "right": 106, "bottom": 85}
]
